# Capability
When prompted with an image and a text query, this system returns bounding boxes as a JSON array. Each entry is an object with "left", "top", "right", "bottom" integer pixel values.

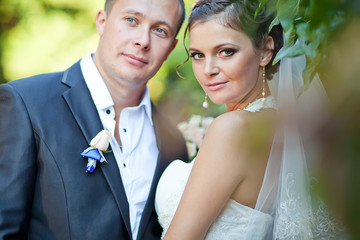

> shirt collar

[
  {"left": 80, "top": 52, "right": 153, "bottom": 125},
  {"left": 80, "top": 52, "right": 114, "bottom": 111},
  {"left": 139, "top": 86, "right": 153, "bottom": 125}
]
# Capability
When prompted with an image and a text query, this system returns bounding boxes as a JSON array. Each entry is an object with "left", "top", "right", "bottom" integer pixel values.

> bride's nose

[{"left": 204, "top": 58, "right": 220, "bottom": 77}]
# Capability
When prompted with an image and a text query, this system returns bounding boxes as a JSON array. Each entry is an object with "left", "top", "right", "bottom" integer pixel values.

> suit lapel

[
  {"left": 61, "top": 61, "right": 132, "bottom": 237},
  {"left": 61, "top": 61, "right": 102, "bottom": 143}
]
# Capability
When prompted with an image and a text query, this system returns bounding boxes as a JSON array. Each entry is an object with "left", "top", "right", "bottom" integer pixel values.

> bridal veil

[{"left": 254, "top": 53, "right": 344, "bottom": 239}]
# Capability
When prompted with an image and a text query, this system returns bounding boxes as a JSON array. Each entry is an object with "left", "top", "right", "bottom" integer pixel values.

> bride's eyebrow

[
  {"left": 189, "top": 43, "right": 238, "bottom": 52},
  {"left": 188, "top": 48, "right": 201, "bottom": 52},
  {"left": 214, "top": 43, "right": 239, "bottom": 49}
]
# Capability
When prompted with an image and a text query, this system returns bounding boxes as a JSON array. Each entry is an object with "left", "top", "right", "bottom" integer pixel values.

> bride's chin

[{"left": 209, "top": 96, "right": 227, "bottom": 105}]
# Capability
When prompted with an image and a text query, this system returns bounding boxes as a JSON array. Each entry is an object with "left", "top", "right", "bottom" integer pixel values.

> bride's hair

[{"left": 180, "top": 0, "right": 283, "bottom": 80}]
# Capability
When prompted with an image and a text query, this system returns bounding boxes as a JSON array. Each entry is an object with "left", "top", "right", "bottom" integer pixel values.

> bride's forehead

[
  {"left": 189, "top": 19, "right": 245, "bottom": 37},
  {"left": 189, "top": 21, "right": 250, "bottom": 47}
]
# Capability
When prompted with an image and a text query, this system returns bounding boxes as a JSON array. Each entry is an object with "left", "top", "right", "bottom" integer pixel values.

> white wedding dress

[
  {"left": 155, "top": 160, "right": 273, "bottom": 239},
  {"left": 155, "top": 97, "right": 277, "bottom": 239}
]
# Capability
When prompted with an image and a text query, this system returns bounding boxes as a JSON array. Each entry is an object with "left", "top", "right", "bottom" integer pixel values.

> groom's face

[{"left": 94, "top": 0, "right": 181, "bottom": 89}]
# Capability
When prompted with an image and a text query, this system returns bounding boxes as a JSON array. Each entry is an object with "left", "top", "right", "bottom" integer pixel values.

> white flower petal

[
  {"left": 90, "top": 130, "right": 111, "bottom": 151},
  {"left": 186, "top": 142, "right": 197, "bottom": 159}
]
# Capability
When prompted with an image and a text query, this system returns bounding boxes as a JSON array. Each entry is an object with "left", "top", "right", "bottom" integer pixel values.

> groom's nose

[{"left": 133, "top": 27, "right": 151, "bottom": 51}]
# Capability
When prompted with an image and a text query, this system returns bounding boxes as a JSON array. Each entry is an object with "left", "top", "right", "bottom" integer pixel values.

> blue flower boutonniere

[{"left": 81, "top": 130, "right": 111, "bottom": 173}]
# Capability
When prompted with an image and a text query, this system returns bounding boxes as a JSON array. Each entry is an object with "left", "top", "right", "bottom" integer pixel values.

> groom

[{"left": 0, "top": 0, "right": 188, "bottom": 239}]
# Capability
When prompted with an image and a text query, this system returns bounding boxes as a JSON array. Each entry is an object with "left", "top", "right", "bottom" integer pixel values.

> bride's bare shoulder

[{"left": 208, "top": 109, "right": 275, "bottom": 135}]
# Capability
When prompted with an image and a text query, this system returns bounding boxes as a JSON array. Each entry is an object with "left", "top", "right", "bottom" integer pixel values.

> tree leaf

[
  {"left": 269, "top": 16, "right": 280, "bottom": 33},
  {"left": 304, "top": 42, "right": 318, "bottom": 59},
  {"left": 283, "top": 24, "right": 297, "bottom": 47},
  {"left": 295, "top": 22, "right": 312, "bottom": 43},
  {"left": 255, "top": 0, "right": 268, "bottom": 19},
  {"left": 273, "top": 44, "right": 305, "bottom": 65},
  {"left": 301, "top": 53, "right": 321, "bottom": 91},
  {"left": 277, "top": 0, "right": 300, "bottom": 30}
]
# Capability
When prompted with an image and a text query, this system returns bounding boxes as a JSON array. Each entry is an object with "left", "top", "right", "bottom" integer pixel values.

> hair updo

[{"left": 186, "top": 0, "right": 283, "bottom": 80}]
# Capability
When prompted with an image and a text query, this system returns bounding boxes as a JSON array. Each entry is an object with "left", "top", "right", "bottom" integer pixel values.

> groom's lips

[{"left": 123, "top": 53, "right": 149, "bottom": 66}]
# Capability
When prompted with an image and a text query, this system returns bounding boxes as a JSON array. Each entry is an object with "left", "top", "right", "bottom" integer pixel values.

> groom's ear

[{"left": 96, "top": 9, "right": 107, "bottom": 37}]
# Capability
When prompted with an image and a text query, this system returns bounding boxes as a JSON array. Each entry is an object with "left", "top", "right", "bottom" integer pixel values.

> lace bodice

[
  {"left": 155, "top": 160, "right": 273, "bottom": 239},
  {"left": 243, "top": 95, "right": 277, "bottom": 112}
]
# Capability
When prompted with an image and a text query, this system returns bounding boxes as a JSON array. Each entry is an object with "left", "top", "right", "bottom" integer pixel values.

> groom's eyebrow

[{"left": 123, "top": 9, "right": 144, "bottom": 17}]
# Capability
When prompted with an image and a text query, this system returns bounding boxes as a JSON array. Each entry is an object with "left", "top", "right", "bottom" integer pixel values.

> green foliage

[
  {"left": 257, "top": 1, "right": 360, "bottom": 238},
  {"left": 0, "top": 0, "right": 102, "bottom": 82},
  {"left": 257, "top": 0, "right": 351, "bottom": 91}
]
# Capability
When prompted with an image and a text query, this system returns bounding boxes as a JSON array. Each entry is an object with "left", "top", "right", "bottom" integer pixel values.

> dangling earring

[
  {"left": 262, "top": 66, "right": 266, "bottom": 100},
  {"left": 202, "top": 93, "right": 209, "bottom": 109}
]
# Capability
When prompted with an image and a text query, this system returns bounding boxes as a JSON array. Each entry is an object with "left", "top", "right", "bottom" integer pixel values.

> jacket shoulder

[
  {"left": 1, "top": 61, "right": 81, "bottom": 98},
  {"left": 8, "top": 60, "right": 81, "bottom": 90}
]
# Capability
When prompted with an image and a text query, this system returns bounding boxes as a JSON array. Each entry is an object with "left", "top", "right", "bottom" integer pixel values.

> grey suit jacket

[{"left": 0, "top": 61, "right": 188, "bottom": 240}]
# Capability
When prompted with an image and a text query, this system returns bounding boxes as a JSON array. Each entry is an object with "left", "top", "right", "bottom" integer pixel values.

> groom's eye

[
  {"left": 153, "top": 27, "right": 168, "bottom": 38},
  {"left": 125, "top": 17, "right": 137, "bottom": 25}
]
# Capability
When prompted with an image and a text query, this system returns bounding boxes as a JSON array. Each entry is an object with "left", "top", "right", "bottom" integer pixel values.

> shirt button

[
  {"left": 123, "top": 128, "right": 127, "bottom": 133},
  {"left": 106, "top": 109, "right": 111, "bottom": 114}
]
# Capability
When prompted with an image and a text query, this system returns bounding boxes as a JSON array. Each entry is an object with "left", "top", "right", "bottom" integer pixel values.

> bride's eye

[
  {"left": 190, "top": 52, "right": 204, "bottom": 60},
  {"left": 219, "top": 48, "right": 236, "bottom": 57}
]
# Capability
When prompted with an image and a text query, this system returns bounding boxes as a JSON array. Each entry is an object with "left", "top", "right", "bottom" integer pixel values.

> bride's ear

[{"left": 260, "top": 36, "right": 275, "bottom": 67}]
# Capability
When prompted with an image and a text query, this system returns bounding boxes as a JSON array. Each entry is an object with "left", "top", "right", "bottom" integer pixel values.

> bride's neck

[{"left": 226, "top": 84, "right": 270, "bottom": 112}]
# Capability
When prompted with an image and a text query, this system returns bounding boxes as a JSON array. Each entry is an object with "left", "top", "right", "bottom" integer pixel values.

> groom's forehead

[{"left": 105, "top": 0, "right": 185, "bottom": 33}]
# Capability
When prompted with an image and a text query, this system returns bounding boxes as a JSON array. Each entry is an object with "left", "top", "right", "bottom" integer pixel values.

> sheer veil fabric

[{"left": 255, "top": 54, "right": 343, "bottom": 239}]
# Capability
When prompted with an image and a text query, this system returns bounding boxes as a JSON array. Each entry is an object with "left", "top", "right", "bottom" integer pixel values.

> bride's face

[{"left": 189, "top": 19, "right": 263, "bottom": 109}]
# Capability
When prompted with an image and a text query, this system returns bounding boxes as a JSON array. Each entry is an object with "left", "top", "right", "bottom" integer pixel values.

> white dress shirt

[{"left": 80, "top": 53, "right": 158, "bottom": 240}]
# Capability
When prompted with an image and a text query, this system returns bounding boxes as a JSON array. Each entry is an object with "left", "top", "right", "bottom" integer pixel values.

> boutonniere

[{"left": 81, "top": 130, "right": 111, "bottom": 173}]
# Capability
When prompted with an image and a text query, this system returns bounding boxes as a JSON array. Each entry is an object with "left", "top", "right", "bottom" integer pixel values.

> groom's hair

[{"left": 104, "top": 0, "right": 185, "bottom": 37}]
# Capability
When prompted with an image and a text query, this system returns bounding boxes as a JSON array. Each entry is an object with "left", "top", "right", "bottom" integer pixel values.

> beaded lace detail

[
  {"left": 243, "top": 96, "right": 277, "bottom": 112},
  {"left": 274, "top": 173, "right": 343, "bottom": 240},
  {"left": 311, "top": 200, "right": 343, "bottom": 239},
  {"left": 274, "top": 173, "right": 313, "bottom": 240}
]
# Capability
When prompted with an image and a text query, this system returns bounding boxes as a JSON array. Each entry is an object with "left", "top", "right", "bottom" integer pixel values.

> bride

[{"left": 155, "top": 0, "right": 342, "bottom": 239}]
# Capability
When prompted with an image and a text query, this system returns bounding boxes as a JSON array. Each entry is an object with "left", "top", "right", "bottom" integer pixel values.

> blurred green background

[{"left": 0, "top": 0, "right": 225, "bottom": 123}]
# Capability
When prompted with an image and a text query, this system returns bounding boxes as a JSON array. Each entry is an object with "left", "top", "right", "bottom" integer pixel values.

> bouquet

[{"left": 177, "top": 115, "right": 214, "bottom": 160}]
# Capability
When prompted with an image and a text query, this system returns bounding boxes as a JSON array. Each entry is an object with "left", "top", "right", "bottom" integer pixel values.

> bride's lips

[
  {"left": 123, "top": 53, "right": 148, "bottom": 66},
  {"left": 205, "top": 81, "right": 228, "bottom": 91}
]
